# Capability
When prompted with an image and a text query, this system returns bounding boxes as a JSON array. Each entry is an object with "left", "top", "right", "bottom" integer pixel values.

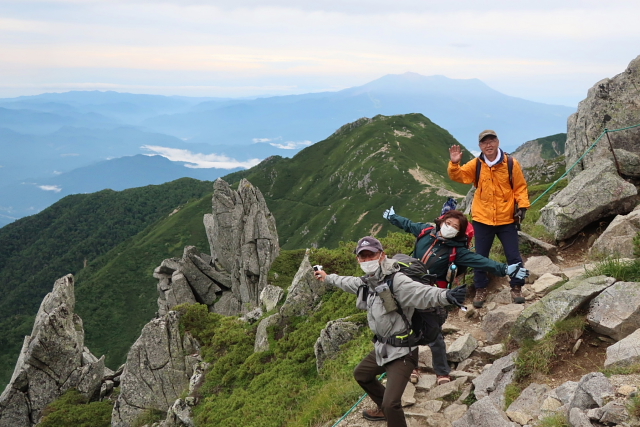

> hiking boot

[
  {"left": 362, "top": 407, "right": 386, "bottom": 421},
  {"left": 473, "top": 287, "right": 488, "bottom": 308},
  {"left": 437, "top": 375, "right": 451, "bottom": 385},
  {"left": 511, "top": 286, "right": 525, "bottom": 304}
]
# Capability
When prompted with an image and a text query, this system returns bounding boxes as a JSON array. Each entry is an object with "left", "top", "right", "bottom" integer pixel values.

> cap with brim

[
  {"left": 478, "top": 130, "right": 498, "bottom": 142},
  {"left": 355, "top": 236, "right": 384, "bottom": 254}
]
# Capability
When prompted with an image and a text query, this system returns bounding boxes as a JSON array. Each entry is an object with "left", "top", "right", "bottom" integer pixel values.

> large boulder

[
  {"left": 511, "top": 275, "right": 615, "bottom": 341},
  {"left": 314, "top": 319, "right": 361, "bottom": 372},
  {"left": 505, "top": 383, "right": 551, "bottom": 425},
  {"left": 472, "top": 351, "right": 517, "bottom": 409},
  {"left": 203, "top": 178, "right": 279, "bottom": 313},
  {"left": 452, "top": 396, "right": 519, "bottom": 427},
  {"left": 604, "top": 328, "right": 640, "bottom": 369},
  {"left": 565, "top": 55, "right": 640, "bottom": 179},
  {"left": 111, "top": 311, "right": 202, "bottom": 427},
  {"left": 538, "top": 160, "right": 638, "bottom": 241},
  {"left": 0, "top": 275, "right": 105, "bottom": 427},
  {"left": 279, "top": 252, "right": 330, "bottom": 318},
  {"left": 587, "top": 281, "right": 640, "bottom": 340},
  {"left": 481, "top": 304, "right": 525, "bottom": 344},
  {"left": 590, "top": 207, "right": 640, "bottom": 258}
]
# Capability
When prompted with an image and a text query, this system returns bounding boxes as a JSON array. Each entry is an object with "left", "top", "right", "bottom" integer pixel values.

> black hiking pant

[
  {"left": 353, "top": 348, "right": 418, "bottom": 427},
  {"left": 473, "top": 221, "right": 524, "bottom": 289}
]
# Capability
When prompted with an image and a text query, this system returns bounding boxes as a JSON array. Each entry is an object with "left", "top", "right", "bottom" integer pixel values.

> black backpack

[{"left": 377, "top": 254, "right": 444, "bottom": 347}]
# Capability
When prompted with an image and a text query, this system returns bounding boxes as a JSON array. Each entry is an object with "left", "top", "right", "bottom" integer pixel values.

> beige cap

[{"left": 478, "top": 129, "right": 498, "bottom": 142}]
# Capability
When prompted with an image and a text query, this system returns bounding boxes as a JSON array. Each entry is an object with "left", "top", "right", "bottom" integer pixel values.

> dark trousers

[
  {"left": 354, "top": 348, "right": 418, "bottom": 427},
  {"left": 473, "top": 221, "right": 524, "bottom": 289},
  {"left": 422, "top": 311, "right": 450, "bottom": 376}
]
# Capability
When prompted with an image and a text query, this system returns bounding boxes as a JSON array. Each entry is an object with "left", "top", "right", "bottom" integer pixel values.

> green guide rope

[
  {"left": 331, "top": 373, "right": 387, "bottom": 427},
  {"left": 530, "top": 123, "right": 640, "bottom": 206}
]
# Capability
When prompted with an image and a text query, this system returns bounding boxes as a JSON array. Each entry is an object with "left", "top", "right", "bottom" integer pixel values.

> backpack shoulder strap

[
  {"left": 507, "top": 153, "right": 514, "bottom": 189},
  {"left": 385, "top": 272, "right": 399, "bottom": 294},
  {"left": 449, "top": 247, "right": 457, "bottom": 263},
  {"left": 416, "top": 225, "right": 434, "bottom": 241},
  {"left": 474, "top": 158, "right": 481, "bottom": 188}
]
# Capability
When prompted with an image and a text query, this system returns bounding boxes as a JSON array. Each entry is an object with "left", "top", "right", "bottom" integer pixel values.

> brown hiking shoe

[
  {"left": 511, "top": 286, "right": 525, "bottom": 304},
  {"left": 362, "top": 407, "right": 386, "bottom": 421},
  {"left": 473, "top": 287, "right": 488, "bottom": 308}
]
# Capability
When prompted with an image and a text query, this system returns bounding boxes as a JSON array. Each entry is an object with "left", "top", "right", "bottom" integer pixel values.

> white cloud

[
  {"left": 141, "top": 145, "right": 261, "bottom": 169},
  {"left": 39, "top": 185, "right": 62, "bottom": 192},
  {"left": 252, "top": 137, "right": 281, "bottom": 143},
  {"left": 270, "top": 140, "right": 313, "bottom": 150}
]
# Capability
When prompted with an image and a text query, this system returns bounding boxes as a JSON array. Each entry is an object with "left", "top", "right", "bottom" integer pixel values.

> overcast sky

[{"left": 1, "top": 0, "right": 639, "bottom": 106}]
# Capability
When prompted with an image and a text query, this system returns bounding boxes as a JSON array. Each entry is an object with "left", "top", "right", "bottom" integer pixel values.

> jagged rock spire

[{"left": 0, "top": 275, "right": 106, "bottom": 426}]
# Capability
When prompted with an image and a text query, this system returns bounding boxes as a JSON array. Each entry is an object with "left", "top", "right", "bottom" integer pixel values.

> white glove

[
  {"left": 382, "top": 206, "right": 395, "bottom": 220},
  {"left": 506, "top": 263, "right": 529, "bottom": 279}
]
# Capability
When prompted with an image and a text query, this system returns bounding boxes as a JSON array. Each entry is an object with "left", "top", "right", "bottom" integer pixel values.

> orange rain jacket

[{"left": 448, "top": 151, "right": 530, "bottom": 226}]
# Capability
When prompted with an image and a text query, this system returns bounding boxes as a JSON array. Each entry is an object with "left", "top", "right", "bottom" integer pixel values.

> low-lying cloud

[
  {"left": 252, "top": 137, "right": 281, "bottom": 143},
  {"left": 39, "top": 185, "right": 62, "bottom": 192},
  {"left": 269, "top": 140, "right": 313, "bottom": 150},
  {"left": 141, "top": 145, "right": 261, "bottom": 169}
]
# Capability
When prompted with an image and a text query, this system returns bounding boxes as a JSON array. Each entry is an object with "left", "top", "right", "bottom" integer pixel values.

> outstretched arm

[{"left": 387, "top": 213, "right": 432, "bottom": 237}]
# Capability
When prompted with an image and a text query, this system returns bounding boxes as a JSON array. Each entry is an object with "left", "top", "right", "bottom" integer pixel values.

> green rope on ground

[
  {"left": 530, "top": 122, "right": 640, "bottom": 206},
  {"left": 331, "top": 372, "right": 387, "bottom": 427}
]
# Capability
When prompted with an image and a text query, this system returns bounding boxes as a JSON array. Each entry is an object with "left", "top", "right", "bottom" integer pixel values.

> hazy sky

[{"left": 1, "top": 0, "right": 639, "bottom": 106}]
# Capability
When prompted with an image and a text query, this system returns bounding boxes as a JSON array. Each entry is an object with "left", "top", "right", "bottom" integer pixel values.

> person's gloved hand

[
  {"left": 514, "top": 208, "right": 527, "bottom": 222},
  {"left": 382, "top": 206, "right": 395, "bottom": 220},
  {"left": 445, "top": 285, "right": 466, "bottom": 308},
  {"left": 506, "top": 263, "right": 529, "bottom": 279}
]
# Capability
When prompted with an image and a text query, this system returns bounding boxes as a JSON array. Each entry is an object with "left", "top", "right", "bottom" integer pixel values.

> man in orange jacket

[{"left": 448, "top": 130, "right": 530, "bottom": 307}]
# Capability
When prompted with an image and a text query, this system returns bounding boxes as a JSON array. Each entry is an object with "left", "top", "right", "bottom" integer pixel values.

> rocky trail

[{"left": 333, "top": 238, "right": 640, "bottom": 427}]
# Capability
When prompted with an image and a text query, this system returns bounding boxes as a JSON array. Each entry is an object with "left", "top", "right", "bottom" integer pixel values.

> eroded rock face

[
  {"left": 111, "top": 311, "right": 201, "bottom": 427},
  {"left": 203, "top": 178, "right": 280, "bottom": 314},
  {"left": 472, "top": 351, "right": 517, "bottom": 409},
  {"left": 156, "top": 178, "right": 279, "bottom": 317},
  {"left": 565, "top": 55, "right": 640, "bottom": 179},
  {"left": 511, "top": 275, "right": 615, "bottom": 341},
  {"left": 314, "top": 319, "right": 361, "bottom": 371},
  {"left": 538, "top": 160, "right": 638, "bottom": 241},
  {"left": 590, "top": 208, "right": 640, "bottom": 259},
  {"left": 280, "top": 252, "right": 330, "bottom": 318},
  {"left": 0, "top": 275, "right": 105, "bottom": 427},
  {"left": 587, "top": 281, "right": 640, "bottom": 341}
]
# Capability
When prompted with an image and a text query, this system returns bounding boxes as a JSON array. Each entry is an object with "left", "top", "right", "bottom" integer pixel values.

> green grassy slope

[
  {"left": 0, "top": 178, "right": 213, "bottom": 385},
  {"left": 224, "top": 114, "right": 472, "bottom": 249},
  {"left": 535, "top": 133, "right": 566, "bottom": 159}
]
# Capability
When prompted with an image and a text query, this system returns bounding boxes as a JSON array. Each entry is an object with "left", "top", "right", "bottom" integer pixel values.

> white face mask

[
  {"left": 359, "top": 257, "right": 381, "bottom": 275},
  {"left": 440, "top": 223, "right": 459, "bottom": 239}
]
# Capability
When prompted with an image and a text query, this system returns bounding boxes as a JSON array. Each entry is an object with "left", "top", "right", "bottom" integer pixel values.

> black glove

[
  {"left": 446, "top": 285, "right": 467, "bottom": 308},
  {"left": 514, "top": 208, "right": 527, "bottom": 222}
]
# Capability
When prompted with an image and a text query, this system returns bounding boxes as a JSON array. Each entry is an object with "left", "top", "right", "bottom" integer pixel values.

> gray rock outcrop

[
  {"left": 568, "top": 372, "right": 615, "bottom": 411},
  {"left": 538, "top": 160, "right": 638, "bottom": 241},
  {"left": 565, "top": 55, "right": 640, "bottom": 179},
  {"left": 590, "top": 207, "right": 640, "bottom": 258},
  {"left": 452, "top": 396, "right": 519, "bottom": 427},
  {"left": 314, "top": 319, "right": 362, "bottom": 372},
  {"left": 604, "top": 328, "right": 640, "bottom": 368},
  {"left": 155, "top": 178, "right": 279, "bottom": 317},
  {"left": 505, "top": 383, "right": 550, "bottom": 425},
  {"left": 472, "top": 351, "right": 517, "bottom": 409},
  {"left": 481, "top": 304, "right": 524, "bottom": 344},
  {"left": 203, "top": 178, "right": 279, "bottom": 313},
  {"left": 0, "top": 275, "right": 106, "bottom": 427},
  {"left": 511, "top": 275, "right": 615, "bottom": 341},
  {"left": 279, "top": 252, "right": 330, "bottom": 318},
  {"left": 587, "top": 281, "right": 640, "bottom": 340},
  {"left": 111, "top": 311, "right": 202, "bottom": 427},
  {"left": 260, "top": 285, "right": 284, "bottom": 312}
]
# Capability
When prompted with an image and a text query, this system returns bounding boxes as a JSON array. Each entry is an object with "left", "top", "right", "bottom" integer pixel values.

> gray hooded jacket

[{"left": 325, "top": 256, "right": 450, "bottom": 366}]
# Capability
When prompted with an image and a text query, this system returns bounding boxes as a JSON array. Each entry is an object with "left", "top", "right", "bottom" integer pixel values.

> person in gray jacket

[{"left": 314, "top": 236, "right": 466, "bottom": 427}]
